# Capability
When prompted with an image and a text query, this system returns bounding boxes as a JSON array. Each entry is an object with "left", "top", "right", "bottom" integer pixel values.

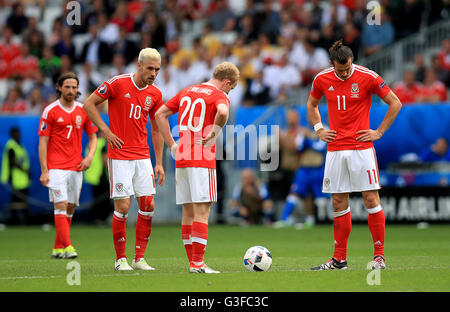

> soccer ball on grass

[{"left": 243, "top": 246, "right": 272, "bottom": 272}]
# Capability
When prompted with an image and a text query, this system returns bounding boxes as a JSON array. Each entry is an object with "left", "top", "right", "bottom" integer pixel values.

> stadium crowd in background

[{"left": 0, "top": 0, "right": 449, "bottom": 114}]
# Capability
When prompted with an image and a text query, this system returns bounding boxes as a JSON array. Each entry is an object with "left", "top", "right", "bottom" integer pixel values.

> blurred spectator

[
  {"left": 97, "top": 11, "right": 120, "bottom": 45},
  {"left": 0, "top": 25, "right": 21, "bottom": 71},
  {"left": 243, "top": 70, "right": 271, "bottom": 106},
  {"left": 417, "top": 69, "right": 447, "bottom": 103},
  {"left": 179, "top": 0, "right": 204, "bottom": 21},
  {"left": 254, "top": 0, "right": 281, "bottom": 43},
  {"left": 85, "top": 0, "right": 108, "bottom": 27},
  {"left": 27, "top": 69, "right": 54, "bottom": 103},
  {"left": 229, "top": 168, "right": 275, "bottom": 225},
  {"left": 391, "top": 0, "right": 424, "bottom": 39},
  {"left": 414, "top": 54, "right": 427, "bottom": 82},
  {"left": 316, "top": 23, "right": 338, "bottom": 51},
  {"left": 438, "top": 38, "right": 450, "bottom": 71},
  {"left": 6, "top": 2, "right": 29, "bottom": 35},
  {"left": 303, "top": 0, "right": 324, "bottom": 31},
  {"left": 1, "top": 87, "right": 27, "bottom": 114},
  {"left": 200, "top": 22, "right": 222, "bottom": 58},
  {"left": 361, "top": 8, "right": 395, "bottom": 56},
  {"left": 263, "top": 52, "right": 301, "bottom": 100},
  {"left": 107, "top": 54, "right": 128, "bottom": 78},
  {"left": 10, "top": 42, "right": 39, "bottom": 80},
  {"left": 420, "top": 137, "right": 450, "bottom": 162},
  {"left": 26, "top": 29, "right": 45, "bottom": 59},
  {"left": 296, "top": 37, "right": 329, "bottom": 86},
  {"left": 279, "top": 9, "right": 297, "bottom": 39},
  {"left": 157, "top": 65, "right": 179, "bottom": 102},
  {"left": 268, "top": 109, "right": 305, "bottom": 201},
  {"left": 111, "top": 1, "right": 135, "bottom": 33},
  {"left": 392, "top": 69, "right": 423, "bottom": 104},
  {"left": 27, "top": 87, "right": 47, "bottom": 115},
  {"left": 342, "top": 21, "right": 360, "bottom": 61},
  {"left": 79, "top": 24, "right": 112, "bottom": 65},
  {"left": 113, "top": 26, "right": 139, "bottom": 65},
  {"left": 431, "top": 53, "right": 450, "bottom": 87},
  {"left": 207, "top": 0, "right": 235, "bottom": 32},
  {"left": 77, "top": 62, "right": 103, "bottom": 101},
  {"left": 39, "top": 46, "right": 62, "bottom": 83},
  {"left": 52, "top": 27, "right": 76, "bottom": 61},
  {"left": 1, "top": 127, "right": 31, "bottom": 225},
  {"left": 140, "top": 10, "right": 167, "bottom": 50},
  {"left": 160, "top": 0, "right": 183, "bottom": 42},
  {"left": 237, "top": 13, "right": 258, "bottom": 44},
  {"left": 321, "top": 0, "right": 348, "bottom": 27}
]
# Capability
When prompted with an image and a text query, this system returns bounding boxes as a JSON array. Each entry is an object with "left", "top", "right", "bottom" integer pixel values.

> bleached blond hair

[{"left": 138, "top": 48, "right": 161, "bottom": 64}]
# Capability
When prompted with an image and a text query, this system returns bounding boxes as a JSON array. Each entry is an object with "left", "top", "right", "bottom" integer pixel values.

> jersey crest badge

[
  {"left": 115, "top": 183, "right": 124, "bottom": 193},
  {"left": 76, "top": 115, "right": 82, "bottom": 128},
  {"left": 143, "top": 96, "right": 152, "bottom": 111},
  {"left": 351, "top": 83, "right": 359, "bottom": 93}
]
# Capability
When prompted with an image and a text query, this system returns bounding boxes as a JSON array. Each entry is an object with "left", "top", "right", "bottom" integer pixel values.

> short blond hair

[
  {"left": 138, "top": 48, "right": 161, "bottom": 64},
  {"left": 213, "top": 62, "right": 240, "bottom": 84}
]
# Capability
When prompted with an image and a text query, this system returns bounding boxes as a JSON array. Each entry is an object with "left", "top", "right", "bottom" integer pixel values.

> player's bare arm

[
  {"left": 198, "top": 103, "right": 229, "bottom": 146},
  {"left": 150, "top": 118, "right": 165, "bottom": 186},
  {"left": 77, "top": 132, "right": 97, "bottom": 171},
  {"left": 38, "top": 135, "right": 49, "bottom": 186},
  {"left": 307, "top": 95, "right": 337, "bottom": 143},
  {"left": 356, "top": 90, "right": 402, "bottom": 142},
  {"left": 155, "top": 105, "right": 177, "bottom": 156},
  {"left": 83, "top": 93, "right": 124, "bottom": 149}
]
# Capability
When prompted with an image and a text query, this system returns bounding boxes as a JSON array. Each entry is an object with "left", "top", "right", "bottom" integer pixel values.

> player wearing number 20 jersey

[
  {"left": 156, "top": 62, "right": 240, "bottom": 273},
  {"left": 164, "top": 82, "right": 230, "bottom": 170}
]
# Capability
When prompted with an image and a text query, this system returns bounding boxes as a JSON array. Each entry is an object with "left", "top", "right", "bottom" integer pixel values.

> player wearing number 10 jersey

[
  {"left": 156, "top": 62, "right": 240, "bottom": 273},
  {"left": 83, "top": 48, "right": 165, "bottom": 271},
  {"left": 307, "top": 41, "right": 402, "bottom": 271}
]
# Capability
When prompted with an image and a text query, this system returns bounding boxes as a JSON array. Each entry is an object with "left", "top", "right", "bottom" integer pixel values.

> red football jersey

[
  {"left": 310, "top": 64, "right": 391, "bottom": 151},
  {"left": 165, "top": 82, "right": 230, "bottom": 169},
  {"left": 38, "top": 100, "right": 98, "bottom": 171},
  {"left": 94, "top": 73, "right": 163, "bottom": 160}
]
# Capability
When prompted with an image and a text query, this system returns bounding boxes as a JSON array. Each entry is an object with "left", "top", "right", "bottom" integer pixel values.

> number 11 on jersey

[{"left": 337, "top": 95, "right": 346, "bottom": 110}]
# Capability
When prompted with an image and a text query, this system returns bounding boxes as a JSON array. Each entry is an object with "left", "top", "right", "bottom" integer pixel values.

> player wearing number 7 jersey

[
  {"left": 155, "top": 62, "right": 240, "bottom": 273},
  {"left": 83, "top": 48, "right": 165, "bottom": 271},
  {"left": 307, "top": 41, "right": 402, "bottom": 271},
  {"left": 38, "top": 72, "right": 98, "bottom": 259}
]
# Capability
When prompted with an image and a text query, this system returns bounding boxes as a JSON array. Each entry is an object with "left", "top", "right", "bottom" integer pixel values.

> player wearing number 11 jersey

[
  {"left": 307, "top": 41, "right": 402, "bottom": 270},
  {"left": 156, "top": 62, "right": 240, "bottom": 273},
  {"left": 83, "top": 48, "right": 165, "bottom": 271}
]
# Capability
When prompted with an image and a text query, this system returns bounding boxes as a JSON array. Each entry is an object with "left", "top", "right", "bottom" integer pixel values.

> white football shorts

[
  {"left": 107, "top": 158, "right": 156, "bottom": 199},
  {"left": 48, "top": 169, "right": 83, "bottom": 206},
  {"left": 176, "top": 167, "right": 217, "bottom": 205},
  {"left": 322, "top": 148, "right": 381, "bottom": 193}
]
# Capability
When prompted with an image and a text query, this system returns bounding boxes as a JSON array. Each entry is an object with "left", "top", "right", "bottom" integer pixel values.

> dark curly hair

[{"left": 55, "top": 72, "right": 81, "bottom": 99}]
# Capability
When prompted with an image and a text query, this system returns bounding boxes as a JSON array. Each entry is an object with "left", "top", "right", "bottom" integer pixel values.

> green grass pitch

[{"left": 0, "top": 223, "right": 449, "bottom": 292}]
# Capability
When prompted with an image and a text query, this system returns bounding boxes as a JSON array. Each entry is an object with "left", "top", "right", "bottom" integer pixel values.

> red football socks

[
  {"left": 181, "top": 224, "right": 192, "bottom": 263},
  {"left": 333, "top": 208, "right": 352, "bottom": 262},
  {"left": 191, "top": 221, "right": 208, "bottom": 267},
  {"left": 134, "top": 211, "right": 153, "bottom": 261},
  {"left": 54, "top": 210, "right": 71, "bottom": 248},
  {"left": 112, "top": 211, "right": 127, "bottom": 260},
  {"left": 368, "top": 206, "right": 385, "bottom": 258}
]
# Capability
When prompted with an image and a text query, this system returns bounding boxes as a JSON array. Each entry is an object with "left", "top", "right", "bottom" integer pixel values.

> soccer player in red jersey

[
  {"left": 307, "top": 41, "right": 402, "bottom": 270},
  {"left": 155, "top": 62, "right": 240, "bottom": 273},
  {"left": 38, "top": 72, "right": 98, "bottom": 259},
  {"left": 83, "top": 48, "right": 165, "bottom": 271}
]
